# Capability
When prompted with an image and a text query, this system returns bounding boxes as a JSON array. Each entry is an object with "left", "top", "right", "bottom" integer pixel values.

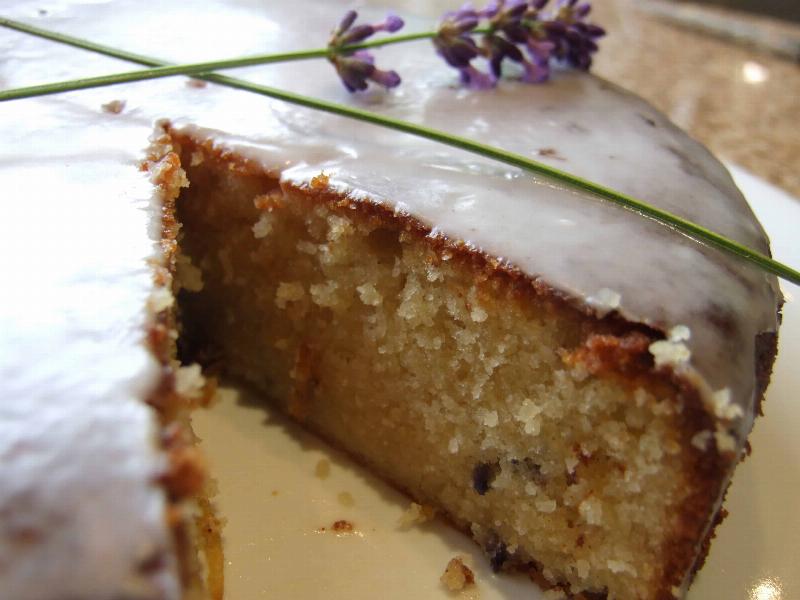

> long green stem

[
  {"left": 1, "top": 16, "right": 798, "bottom": 286},
  {"left": 0, "top": 19, "right": 447, "bottom": 101}
]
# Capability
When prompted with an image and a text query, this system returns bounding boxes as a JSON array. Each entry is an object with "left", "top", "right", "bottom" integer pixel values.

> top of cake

[{"left": 0, "top": 0, "right": 781, "bottom": 598}]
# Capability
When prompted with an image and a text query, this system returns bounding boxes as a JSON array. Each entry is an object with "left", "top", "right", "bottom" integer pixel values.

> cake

[{"left": 0, "top": 1, "right": 782, "bottom": 600}]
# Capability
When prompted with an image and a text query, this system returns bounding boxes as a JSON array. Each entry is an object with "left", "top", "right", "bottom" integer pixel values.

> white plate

[{"left": 193, "top": 166, "right": 799, "bottom": 600}]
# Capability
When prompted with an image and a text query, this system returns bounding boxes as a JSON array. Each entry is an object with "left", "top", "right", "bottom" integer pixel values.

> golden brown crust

[
  {"left": 195, "top": 496, "right": 225, "bottom": 600},
  {"left": 142, "top": 127, "right": 226, "bottom": 599}
]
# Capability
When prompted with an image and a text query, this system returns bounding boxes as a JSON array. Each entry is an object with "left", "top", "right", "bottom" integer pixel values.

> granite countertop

[
  {"left": 593, "top": 0, "right": 800, "bottom": 200},
  {"left": 392, "top": 0, "right": 800, "bottom": 200}
]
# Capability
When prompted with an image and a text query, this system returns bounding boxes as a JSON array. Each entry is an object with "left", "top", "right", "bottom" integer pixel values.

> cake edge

[{"left": 142, "top": 128, "right": 226, "bottom": 600}]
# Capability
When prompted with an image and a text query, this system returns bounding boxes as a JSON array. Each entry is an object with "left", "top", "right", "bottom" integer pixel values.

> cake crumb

[
  {"left": 189, "top": 151, "right": 204, "bottom": 167},
  {"left": 711, "top": 388, "right": 743, "bottom": 420},
  {"left": 470, "top": 305, "right": 488, "bottom": 323},
  {"left": 691, "top": 430, "right": 712, "bottom": 451},
  {"left": 440, "top": 556, "right": 475, "bottom": 591},
  {"left": 297, "top": 240, "right": 318, "bottom": 255},
  {"left": 575, "top": 558, "right": 590, "bottom": 578},
  {"left": 536, "top": 498, "right": 557, "bottom": 513},
  {"left": 714, "top": 428, "right": 737, "bottom": 453},
  {"left": 315, "top": 459, "right": 331, "bottom": 480},
  {"left": 398, "top": 502, "right": 437, "bottom": 528},
  {"left": 252, "top": 212, "right": 274, "bottom": 239},
  {"left": 515, "top": 399, "right": 543, "bottom": 436},
  {"left": 175, "top": 254, "right": 204, "bottom": 292},
  {"left": 542, "top": 590, "right": 567, "bottom": 600},
  {"left": 253, "top": 191, "right": 284, "bottom": 211},
  {"left": 310, "top": 172, "right": 330, "bottom": 189},
  {"left": 101, "top": 99, "right": 126, "bottom": 114},
  {"left": 332, "top": 519, "right": 354, "bottom": 533},
  {"left": 174, "top": 364, "right": 206, "bottom": 399},
  {"left": 186, "top": 78, "right": 207, "bottom": 88},
  {"left": 578, "top": 496, "right": 603, "bottom": 525},
  {"left": 148, "top": 287, "right": 174, "bottom": 313},
  {"left": 607, "top": 559, "right": 637, "bottom": 576},
  {"left": 649, "top": 339, "right": 691, "bottom": 367},
  {"left": 310, "top": 281, "right": 339, "bottom": 307},
  {"left": 357, "top": 282, "right": 383, "bottom": 306},
  {"left": 337, "top": 492, "right": 355, "bottom": 507},
  {"left": 476, "top": 408, "right": 499, "bottom": 428},
  {"left": 275, "top": 281, "right": 304, "bottom": 309}
]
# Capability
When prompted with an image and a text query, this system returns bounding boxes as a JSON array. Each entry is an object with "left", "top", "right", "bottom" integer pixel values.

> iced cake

[{"left": 0, "top": 1, "right": 781, "bottom": 599}]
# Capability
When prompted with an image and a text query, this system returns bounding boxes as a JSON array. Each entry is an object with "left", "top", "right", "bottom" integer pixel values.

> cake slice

[{"left": 160, "top": 73, "right": 780, "bottom": 597}]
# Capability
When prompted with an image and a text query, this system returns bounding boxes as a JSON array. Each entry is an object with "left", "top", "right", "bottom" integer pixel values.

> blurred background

[
  {"left": 676, "top": 0, "right": 799, "bottom": 23},
  {"left": 384, "top": 0, "right": 800, "bottom": 200}
]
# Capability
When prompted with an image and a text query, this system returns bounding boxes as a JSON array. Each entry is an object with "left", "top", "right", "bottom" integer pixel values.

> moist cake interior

[{"left": 170, "top": 133, "right": 727, "bottom": 600}]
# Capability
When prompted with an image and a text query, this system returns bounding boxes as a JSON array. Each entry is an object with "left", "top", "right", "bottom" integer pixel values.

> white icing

[
  {"left": 0, "top": 0, "right": 781, "bottom": 598},
  {"left": 586, "top": 287, "right": 622, "bottom": 316}
]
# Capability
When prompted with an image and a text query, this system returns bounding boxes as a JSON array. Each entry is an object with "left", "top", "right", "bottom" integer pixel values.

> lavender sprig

[
  {"left": 328, "top": 11, "right": 404, "bottom": 92},
  {"left": 433, "top": 0, "right": 604, "bottom": 88}
]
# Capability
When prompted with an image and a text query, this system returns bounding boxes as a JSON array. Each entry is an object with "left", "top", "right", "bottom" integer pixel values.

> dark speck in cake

[
  {"left": 486, "top": 535, "right": 510, "bottom": 572},
  {"left": 583, "top": 589, "right": 610, "bottom": 600},
  {"left": 472, "top": 462, "right": 498, "bottom": 495},
  {"left": 511, "top": 457, "right": 547, "bottom": 485},
  {"left": 566, "top": 468, "right": 579, "bottom": 486}
]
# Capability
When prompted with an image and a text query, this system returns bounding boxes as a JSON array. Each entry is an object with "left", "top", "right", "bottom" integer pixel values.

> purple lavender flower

[
  {"left": 333, "top": 1, "right": 604, "bottom": 92},
  {"left": 433, "top": 0, "right": 600, "bottom": 88},
  {"left": 328, "top": 10, "right": 405, "bottom": 92},
  {"left": 544, "top": 0, "right": 605, "bottom": 70},
  {"left": 482, "top": 0, "right": 556, "bottom": 83},
  {"left": 433, "top": 5, "right": 493, "bottom": 88}
]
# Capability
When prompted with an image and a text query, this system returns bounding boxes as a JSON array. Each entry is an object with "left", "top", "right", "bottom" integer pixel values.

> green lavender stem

[
  {"left": 0, "top": 22, "right": 440, "bottom": 101},
  {"left": 1, "top": 16, "right": 798, "bottom": 286}
]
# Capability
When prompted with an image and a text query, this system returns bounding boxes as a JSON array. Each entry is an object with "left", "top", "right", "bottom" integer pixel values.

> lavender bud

[
  {"left": 381, "top": 14, "right": 405, "bottom": 33},
  {"left": 341, "top": 24, "right": 376, "bottom": 45},
  {"left": 328, "top": 10, "right": 405, "bottom": 93},
  {"left": 370, "top": 68, "right": 402, "bottom": 88},
  {"left": 462, "top": 65, "right": 497, "bottom": 89},
  {"left": 575, "top": 3, "right": 591, "bottom": 18},
  {"left": 336, "top": 10, "right": 358, "bottom": 36}
]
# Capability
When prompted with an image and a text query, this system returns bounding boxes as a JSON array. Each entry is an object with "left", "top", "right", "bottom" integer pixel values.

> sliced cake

[{"left": 0, "top": 1, "right": 781, "bottom": 599}]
